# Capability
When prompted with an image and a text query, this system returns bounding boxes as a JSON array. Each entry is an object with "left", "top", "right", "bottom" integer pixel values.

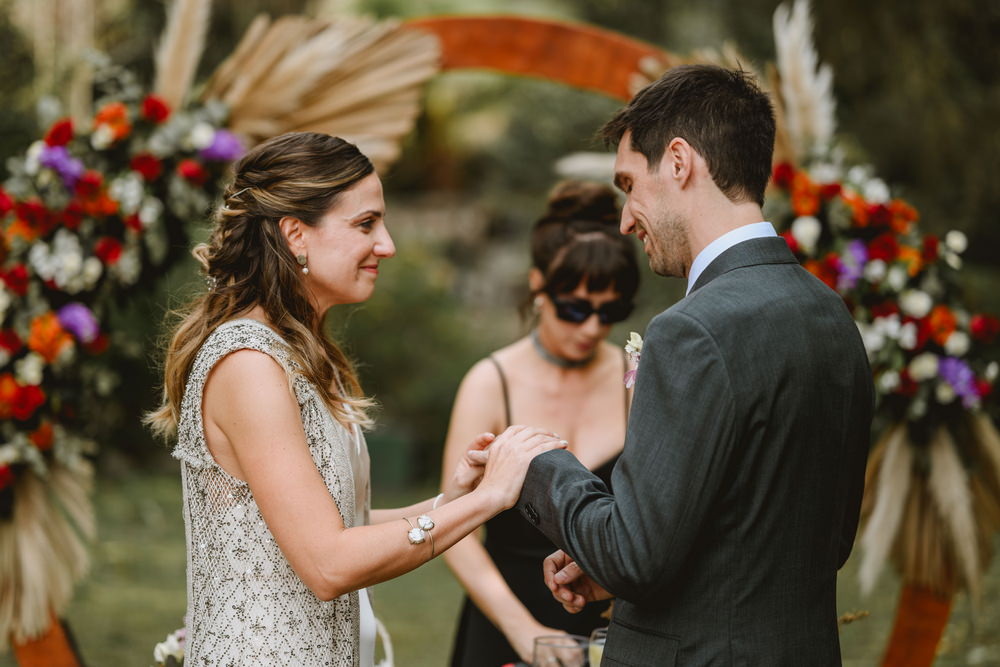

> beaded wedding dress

[{"left": 174, "top": 319, "right": 376, "bottom": 666}]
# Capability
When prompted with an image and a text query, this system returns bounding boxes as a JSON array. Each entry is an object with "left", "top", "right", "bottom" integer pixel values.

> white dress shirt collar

[{"left": 686, "top": 222, "right": 778, "bottom": 295}]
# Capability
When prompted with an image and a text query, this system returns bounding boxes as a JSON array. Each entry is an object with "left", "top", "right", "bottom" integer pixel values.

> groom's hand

[{"left": 543, "top": 550, "right": 613, "bottom": 614}]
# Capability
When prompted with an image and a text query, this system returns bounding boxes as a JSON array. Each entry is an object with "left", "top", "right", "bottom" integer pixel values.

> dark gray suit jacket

[{"left": 518, "top": 237, "right": 874, "bottom": 666}]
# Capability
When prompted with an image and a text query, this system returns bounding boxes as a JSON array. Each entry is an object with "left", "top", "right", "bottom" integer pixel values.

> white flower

[
  {"left": 899, "top": 289, "right": 933, "bottom": 318},
  {"left": 109, "top": 173, "right": 144, "bottom": 215},
  {"left": 945, "top": 230, "right": 967, "bottom": 254},
  {"left": 878, "top": 370, "right": 900, "bottom": 393},
  {"left": 986, "top": 361, "right": 999, "bottom": 383},
  {"left": 944, "top": 331, "right": 970, "bottom": 357},
  {"left": 898, "top": 321, "right": 918, "bottom": 350},
  {"left": 0, "top": 287, "right": 10, "bottom": 320},
  {"left": 24, "top": 141, "right": 44, "bottom": 175},
  {"left": 95, "top": 369, "right": 118, "bottom": 396},
  {"left": 863, "top": 259, "right": 887, "bottom": 283},
  {"left": 625, "top": 332, "right": 643, "bottom": 357},
  {"left": 82, "top": 257, "right": 103, "bottom": 289},
  {"left": 790, "top": 216, "right": 822, "bottom": 254},
  {"left": 908, "top": 352, "right": 939, "bottom": 382},
  {"left": 862, "top": 177, "right": 890, "bottom": 204},
  {"left": 188, "top": 122, "right": 215, "bottom": 149},
  {"left": 14, "top": 353, "right": 45, "bottom": 386},
  {"left": 944, "top": 252, "right": 963, "bottom": 270},
  {"left": 887, "top": 266, "right": 908, "bottom": 292},
  {"left": 808, "top": 162, "right": 841, "bottom": 184},
  {"left": 91, "top": 124, "right": 114, "bottom": 150},
  {"left": 935, "top": 382, "right": 956, "bottom": 404},
  {"left": 139, "top": 197, "right": 164, "bottom": 227},
  {"left": 857, "top": 322, "right": 885, "bottom": 358},
  {"left": 153, "top": 629, "right": 185, "bottom": 663},
  {"left": 0, "top": 443, "right": 19, "bottom": 466}
]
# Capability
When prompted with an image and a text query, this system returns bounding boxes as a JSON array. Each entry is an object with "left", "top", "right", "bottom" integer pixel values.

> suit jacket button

[{"left": 525, "top": 504, "right": 539, "bottom": 524}]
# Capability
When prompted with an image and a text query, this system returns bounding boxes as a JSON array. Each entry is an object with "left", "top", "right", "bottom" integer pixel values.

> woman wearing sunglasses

[{"left": 442, "top": 181, "right": 640, "bottom": 666}]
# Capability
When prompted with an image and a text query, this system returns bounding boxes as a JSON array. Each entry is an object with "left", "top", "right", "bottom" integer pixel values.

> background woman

[
  {"left": 442, "top": 181, "right": 640, "bottom": 665},
  {"left": 146, "top": 132, "right": 564, "bottom": 666}
]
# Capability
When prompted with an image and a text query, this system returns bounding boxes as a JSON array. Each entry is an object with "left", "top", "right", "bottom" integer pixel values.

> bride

[{"left": 146, "top": 131, "right": 564, "bottom": 666}]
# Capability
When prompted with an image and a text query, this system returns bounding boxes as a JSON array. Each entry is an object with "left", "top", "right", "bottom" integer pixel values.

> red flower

[
  {"left": 970, "top": 314, "right": 1000, "bottom": 343},
  {"left": 868, "top": 204, "right": 893, "bottom": 228},
  {"left": 29, "top": 421, "right": 54, "bottom": 451},
  {"left": 819, "top": 183, "right": 842, "bottom": 199},
  {"left": 903, "top": 316, "right": 933, "bottom": 351},
  {"left": 84, "top": 332, "right": 109, "bottom": 356},
  {"left": 93, "top": 102, "right": 131, "bottom": 142},
  {"left": 921, "top": 235, "right": 940, "bottom": 263},
  {"left": 130, "top": 153, "right": 162, "bottom": 181},
  {"left": 0, "top": 373, "right": 16, "bottom": 418},
  {"left": 2, "top": 264, "right": 30, "bottom": 296},
  {"left": 868, "top": 233, "right": 900, "bottom": 263},
  {"left": 772, "top": 162, "right": 795, "bottom": 189},
  {"left": 0, "top": 329, "right": 22, "bottom": 354},
  {"left": 780, "top": 230, "right": 799, "bottom": 254},
  {"left": 15, "top": 199, "right": 57, "bottom": 237},
  {"left": 141, "top": 95, "right": 171, "bottom": 123},
  {"left": 977, "top": 379, "right": 993, "bottom": 400},
  {"left": 0, "top": 465, "right": 13, "bottom": 490},
  {"left": 124, "top": 214, "right": 143, "bottom": 233},
  {"left": 75, "top": 171, "right": 104, "bottom": 199},
  {"left": 897, "top": 369, "right": 919, "bottom": 397},
  {"left": 0, "top": 187, "right": 12, "bottom": 216},
  {"left": 928, "top": 305, "right": 957, "bottom": 346},
  {"left": 871, "top": 301, "right": 899, "bottom": 319},
  {"left": 44, "top": 118, "right": 74, "bottom": 146},
  {"left": 60, "top": 201, "right": 84, "bottom": 230},
  {"left": 11, "top": 383, "right": 45, "bottom": 421},
  {"left": 94, "top": 237, "right": 123, "bottom": 265},
  {"left": 177, "top": 159, "right": 209, "bottom": 186}
]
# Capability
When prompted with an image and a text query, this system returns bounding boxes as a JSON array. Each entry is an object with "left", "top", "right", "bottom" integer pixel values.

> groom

[{"left": 516, "top": 65, "right": 874, "bottom": 665}]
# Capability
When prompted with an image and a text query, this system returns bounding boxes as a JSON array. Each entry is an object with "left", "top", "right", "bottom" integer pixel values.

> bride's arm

[{"left": 204, "top": 349, "right": 559, "bottom": 601}]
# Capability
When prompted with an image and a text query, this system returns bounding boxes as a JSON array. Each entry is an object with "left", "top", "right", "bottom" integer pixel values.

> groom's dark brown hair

[{"left": 600, "top": 64, "right": 775, "bottom": 207}]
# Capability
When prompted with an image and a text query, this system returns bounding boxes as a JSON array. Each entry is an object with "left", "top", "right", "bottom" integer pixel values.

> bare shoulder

[{"left": 205, "top": 348, "right": 296, "bottom": 409}]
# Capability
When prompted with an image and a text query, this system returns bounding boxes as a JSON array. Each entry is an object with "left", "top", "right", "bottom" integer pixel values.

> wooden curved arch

[{"left": 404, "top": 15, "right": 671, "bottom": 101}]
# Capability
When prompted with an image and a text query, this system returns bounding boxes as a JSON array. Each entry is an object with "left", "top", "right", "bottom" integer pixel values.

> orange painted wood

[
  {"left": 11, "top": 612, "right": 82, "bottom": 667},
  {"left": 405, "top": 15, "right": 667, "bottom": 101},
  {"left": 881, "top": 584, "right": 952, "bottom": 667}
]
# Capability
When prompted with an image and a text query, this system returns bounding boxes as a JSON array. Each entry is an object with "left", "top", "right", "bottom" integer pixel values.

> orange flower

[
  {"left": 0, "top": 372, "right": 18, "bottom": 419},
  {"left": 928, "top": 304, "right": 957, "bottom": 346},
  {"left": 896, "top": 245, "right": 923, "bottom": 277},
  {"left": 4, "top": 216, "right": 37, "bottom": 244},
  {"left": 28, "top": 312, "right": 73, "bottom": 363},
  {"left": 889, "top": 199, "right": 918, "bottom": 234},
  {"left": 93, "top": 102, "right": 132, "bottom": 142},
  {"left": 791, "top": 172, "right": 820, "bottom": 216},
  {"left": 840, "top": 191, "right": 869, "bottom": 227},
  {"left": 804, "top": 258, "right": 838, "bottom": 291},
  {"left": 29, "top": 421, "right": 54, "bottom": 451}
]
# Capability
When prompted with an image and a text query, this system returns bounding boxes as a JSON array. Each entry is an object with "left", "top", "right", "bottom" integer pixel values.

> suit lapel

[{"left": 689, "top": 237, "right": 799, "bottom": 294}]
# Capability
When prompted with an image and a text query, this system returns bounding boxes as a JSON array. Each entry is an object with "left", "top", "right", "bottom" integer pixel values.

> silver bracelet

[
  {"left": 432, "top": 493, "right": 445, "bottom": 510},
  {"left": 403, "top": 515, "right": 436, "bottom": 558}
]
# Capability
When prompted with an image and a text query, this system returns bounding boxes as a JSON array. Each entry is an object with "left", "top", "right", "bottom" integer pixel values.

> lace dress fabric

[{"left": 174, "top": 319, "right": 372, "bottom": 666}]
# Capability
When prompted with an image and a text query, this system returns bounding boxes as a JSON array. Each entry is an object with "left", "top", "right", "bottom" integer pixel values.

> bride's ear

[
  {"left": 528, "top": 267, "right": 545, "bottom": 292},
  {"left": 279, "top": 216, "right": 306, "bottom": 256}
]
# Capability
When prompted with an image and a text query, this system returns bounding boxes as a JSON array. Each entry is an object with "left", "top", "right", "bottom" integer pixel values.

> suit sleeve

[{"left": 518, "top": 310, "right": 737, "bottom": 604}]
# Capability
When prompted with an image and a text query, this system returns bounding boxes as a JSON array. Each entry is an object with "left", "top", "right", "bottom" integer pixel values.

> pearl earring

[{"left": 296, "top": 254, "right": 309, "bottom": 275}]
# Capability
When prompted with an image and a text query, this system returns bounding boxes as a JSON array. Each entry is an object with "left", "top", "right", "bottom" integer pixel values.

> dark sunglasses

[{"left": 548, "top": 295, "right": 634, "bottom": 325}]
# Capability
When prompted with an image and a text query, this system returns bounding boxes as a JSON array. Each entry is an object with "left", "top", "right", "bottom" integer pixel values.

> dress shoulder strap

[
  {"left": 172, "top": 319, "right": 299, "bottom": 469},
  {"left": 488, "top": 355, "right": 512, "bottom": 428}
]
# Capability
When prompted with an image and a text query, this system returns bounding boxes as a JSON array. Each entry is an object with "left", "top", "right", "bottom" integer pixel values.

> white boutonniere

[{"left": 624, "top": 331, "right": 643, "bottom": 389}]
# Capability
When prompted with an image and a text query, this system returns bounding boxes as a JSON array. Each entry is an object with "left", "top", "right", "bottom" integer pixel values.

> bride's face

[{"left": 299, "top": 173, "right": 395, "bottom": 311}]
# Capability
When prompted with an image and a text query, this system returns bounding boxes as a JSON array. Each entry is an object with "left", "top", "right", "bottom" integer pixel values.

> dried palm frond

[
  {"left": 202, "top": 15, "right": 440, "bottom": 172},
  {"left": 927, "top": 428, "right": 980, "bottom": 607},
  {"left": 0, "top": 463, "right": 94, "bottom": 649},
  {"left": 859, "top": 423, "right": 911, "bottom": 594},
  {"left": 153, "top": 0, "right": 212, "bottom": 111},
  {"left": 772, "top": 0, "right": 835, "bottom": 161}
]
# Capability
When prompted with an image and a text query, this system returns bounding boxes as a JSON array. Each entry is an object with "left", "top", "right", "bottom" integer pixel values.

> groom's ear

[
  {"left": 663, "top": 137, "right": 694, "bottom": 187},
  {"left": 528, "top": 268, "right": 545, "bottom": 292}
]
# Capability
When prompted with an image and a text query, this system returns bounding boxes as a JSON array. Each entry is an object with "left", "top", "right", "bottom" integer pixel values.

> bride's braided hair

[{"left": 147, "top": 132, "right": 374, "bottom": 438}]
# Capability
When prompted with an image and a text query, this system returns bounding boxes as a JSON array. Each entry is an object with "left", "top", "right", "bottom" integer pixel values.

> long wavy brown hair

[{"left": 146, "top": 132, "right": 375, "bottom": 439}]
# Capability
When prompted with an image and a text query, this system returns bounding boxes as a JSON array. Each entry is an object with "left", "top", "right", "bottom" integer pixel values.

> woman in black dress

[{"left": 441, "top": 181, "right": 640, "bottom": 666}]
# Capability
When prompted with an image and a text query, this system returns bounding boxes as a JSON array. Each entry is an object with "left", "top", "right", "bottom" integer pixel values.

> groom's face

[{"left": 614, "top": 132, "right": 690, "bottom": 278}]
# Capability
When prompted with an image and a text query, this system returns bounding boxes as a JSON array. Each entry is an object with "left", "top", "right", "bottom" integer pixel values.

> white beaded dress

[{"left": 173, "top": 319, "right": 376, "bottom": 666}]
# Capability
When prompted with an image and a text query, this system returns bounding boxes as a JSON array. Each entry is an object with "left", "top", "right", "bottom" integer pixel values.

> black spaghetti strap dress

[{"left": 448, "top": 356, "right": 624, "bottom": 667}]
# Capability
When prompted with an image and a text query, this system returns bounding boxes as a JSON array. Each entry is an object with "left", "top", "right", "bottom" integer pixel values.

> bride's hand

[
  {"left": 474, "top": 425, "right": 567, "bottom": 510},
  {"left": 442, "top": 432, "right": 495, "bottom": 503}
]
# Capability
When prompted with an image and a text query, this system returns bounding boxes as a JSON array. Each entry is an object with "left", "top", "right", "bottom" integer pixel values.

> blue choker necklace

[{"left": 531, "top": 329, "right": 596, "bottom": 369}]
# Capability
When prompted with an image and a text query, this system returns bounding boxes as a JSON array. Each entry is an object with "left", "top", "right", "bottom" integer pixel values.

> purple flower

[
  {"left": 938, "top": 356, "right": 979, "bottom": 408},
  {"left": 837, "top": 239, "right": 868, "bottom": 291},
  {"left": 57, "top": 302, "right": 99, "bottom": 344},
  {"left": 39, "top": 145, "right": 85, "bottom": 190},
  {"left": 199, "top": 130, "right": 244, "bottom": 162}
]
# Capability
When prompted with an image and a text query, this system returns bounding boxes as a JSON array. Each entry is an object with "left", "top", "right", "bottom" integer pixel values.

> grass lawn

[{"left": 1, "top": 467, "right": 998, "bottom": 666}]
